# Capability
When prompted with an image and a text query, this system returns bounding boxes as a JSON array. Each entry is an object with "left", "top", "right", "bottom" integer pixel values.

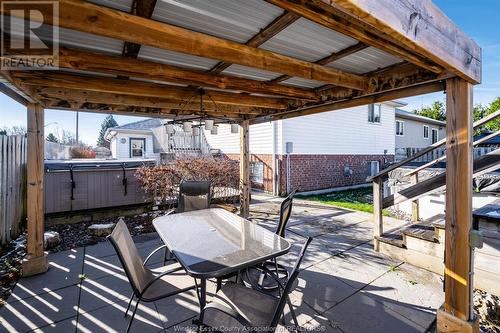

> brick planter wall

[{"left": 225, "top": 153, "right": 394, "bottom": 194}]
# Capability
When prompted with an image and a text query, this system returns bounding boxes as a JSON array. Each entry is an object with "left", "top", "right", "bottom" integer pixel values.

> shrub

[
  {"left": 70, "top": 147, "right": 96, "bottom": 159},
  {"left": 135, "top": 156, "right": 239, "bottom": 206}
]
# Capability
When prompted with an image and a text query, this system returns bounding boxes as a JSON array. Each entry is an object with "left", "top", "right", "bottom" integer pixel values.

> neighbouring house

[
  {"left": 395, "top": 108, "right": 446, "bottom": 148},
  {"left": 394, "top": 109, "right": 446, "bottom": 162},
  {"left": 105, "top": 118, "right": 165, "bottom": 159},
  {"left": 204, "top": 101, "right": 405, "bottom": 193}
]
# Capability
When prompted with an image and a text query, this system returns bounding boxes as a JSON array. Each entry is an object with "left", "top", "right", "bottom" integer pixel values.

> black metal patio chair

[
  {"left": 199, "top": 237, "right": 312, "bottom": 333},
  {"left": 242, "top": 189, "right": 297, "bottom": 291},
  {"left": 108, "top": 221, "right": 196, "bottom": 333}
]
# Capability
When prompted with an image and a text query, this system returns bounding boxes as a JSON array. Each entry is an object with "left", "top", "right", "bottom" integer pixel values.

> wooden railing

[{"left": 372, "top": 109, "right": 500, "bottom": 248}]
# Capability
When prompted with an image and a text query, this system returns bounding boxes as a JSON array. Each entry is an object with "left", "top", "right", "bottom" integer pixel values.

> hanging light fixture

[
  {"left": 211, "top": 125, "right": 218, "bottom": 135},
  {"left": 166, "top": 123, "right": 175, "bottom": 134},
  {"left": 183, "top": 121, "right": 193, "bottom": 132},
  {"left": 205, "top": 119, "right": 214, "bottom": 130},
  {"left": 231, "top": 123, "right": 239, "bottom": 134}
]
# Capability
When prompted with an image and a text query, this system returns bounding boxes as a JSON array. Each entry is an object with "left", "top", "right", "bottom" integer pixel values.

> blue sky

[{"left": 1, "top": 0, "right": 499, "bottom": 145}]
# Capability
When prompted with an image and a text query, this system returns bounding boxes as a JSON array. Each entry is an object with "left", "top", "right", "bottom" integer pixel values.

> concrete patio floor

[{"left": 0, "top": 193, "right": 443, "bottom": 332}]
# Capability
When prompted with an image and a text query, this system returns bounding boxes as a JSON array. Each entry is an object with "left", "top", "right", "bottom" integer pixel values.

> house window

[
  {"left": 130, "top": 138, "right": 146, "bottom": 157},
  {"left": 368, "top": 104, "right": 381, "bottom": 123},
  {"left": 368, "top": 161, "right": 380, "bottom": 177},
  {"left": 423, "top": 125, "right": 429, "bottom": 139},
  {"left": 250, "top": 162, "right": 264, "bottom": 184},
  {"left": 396, "top": 121, "right": 404, "bottom": 136},
  {"left": 431, "top": 129, "right": 439, "bottom": 144}
]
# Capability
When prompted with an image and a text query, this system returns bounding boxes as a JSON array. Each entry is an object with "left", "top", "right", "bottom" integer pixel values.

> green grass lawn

[{"left": 297, "top": 187, "right": 392, "bottom": 216}]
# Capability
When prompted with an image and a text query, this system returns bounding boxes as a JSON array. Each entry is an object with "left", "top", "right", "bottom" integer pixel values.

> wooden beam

[
  {"left": 22, "top": 103, "right": 48, "bottom": 277},
  {"left": 373, "top": 177, "right": 383, "bottom": 251},
  {"left": 12, "top": 71, "right": 290, "bottom": 109},
  {"left": 0, "top": 83, "right": 29, "bottom": 106},
  {"left": 441, "top": 77, "right": 475, "bottom": 325},
  {"left": 239, "top": 120, "right": 250, "bottom": 219},
  {"left": 328, "top": 0, "right": 481, "bottom": 84},
  {"left": 210, "top": 11, "right": 299, "bottom": 73},
  {"left": 265, "top": 0, "right": 444, "bottom": 74},
  {"left": 35, "top": 87, "right": 267, "bottom": 115},
  {"left": 122, "top": 0, "right": 157, "bottom": 58},
  {"left": 1, "top": 0, "right": 367, "bottom": 90},
  {"left": 250, "top": 80, "right": 445, "bottom": 124},
  {"left": 43, "top": 48, "right": 317, "bottom": 100},
  {"left": 270, "top": 42, "right": 369, "bottom": 83}
]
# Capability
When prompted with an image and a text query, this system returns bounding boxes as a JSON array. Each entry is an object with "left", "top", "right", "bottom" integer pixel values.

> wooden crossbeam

[
  {"left": 42, "top": 48, "right": 317, "bottom": 100},
  {"left": 1, "top": 0, "right": 367, "bottom": 90},
  {"left": 12, "top": 71, "right": 290, "bottom": 109},
  {"left": 122, "top": 0, "right": 157, "bottom": 58},
  {"left": 250, "top": 80, "right": 445, "bottom": 124},
  {"left": 270, "top": 42, "right": 369, "bottom": 83},
  {"left": 35, "top": 87, "right": 265, "bottom": 115},
  {"left": 209, "top": 11, "right": 299, "bottom": 74}
]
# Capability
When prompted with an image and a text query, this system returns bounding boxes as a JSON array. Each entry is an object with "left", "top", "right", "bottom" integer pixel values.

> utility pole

[{"left": 75, "top": 111, "right": 79, "bottom": 145}]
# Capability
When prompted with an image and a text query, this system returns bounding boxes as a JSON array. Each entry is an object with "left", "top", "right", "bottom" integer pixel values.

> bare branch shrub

[{"left": 135, "top": 156, "right": 239, "bottom": 207}]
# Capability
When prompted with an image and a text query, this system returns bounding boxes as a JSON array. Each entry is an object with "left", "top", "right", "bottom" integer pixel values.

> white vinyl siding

[
  {"left": 203, "top": 122, "right": 275, "bottom": 154},
  {"left": 281, "top": 104, "right": 395, "bottom": 155},
  {"left": 110, "top": 132, "right": 156, "bottom": 159},
  {"left": 395, "top": 117, "right": 445, "bottom": 149}
]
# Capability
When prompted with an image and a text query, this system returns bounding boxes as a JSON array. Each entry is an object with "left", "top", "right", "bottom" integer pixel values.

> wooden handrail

[
  {"left": 370, "top": 109, "right": 500, "bottom": 180},
  {"left": 382, "top": 148, "right": 500, "bottom": 208},
  {"left": 405, "top": 130, "right": 500, "bottom": 177}
]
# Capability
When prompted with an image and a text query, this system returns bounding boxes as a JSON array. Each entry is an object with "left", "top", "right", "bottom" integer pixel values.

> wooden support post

[
  {"left": 22, "top": 103, "right": 48, "bottom": 277},
  {"left": 437, "top": 78, "right": 478, "bottom": 332},
  {"left": 373, "top": 177, "right": 383, "bottom": 251},
  {"left": 411, "top": 172, "right": 420, "bottom": 222},
  {"left": 239, "top": 120, "right": 250, "bottom": 219}
]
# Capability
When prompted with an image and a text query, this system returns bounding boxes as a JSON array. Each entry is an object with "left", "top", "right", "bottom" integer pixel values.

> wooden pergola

[{"left": 0, "top": 0, "right": 481, "bottom": 331}]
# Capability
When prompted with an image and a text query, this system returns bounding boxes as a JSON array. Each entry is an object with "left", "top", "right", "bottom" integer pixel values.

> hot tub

[{"left": 44, "top": 159, "right": 156, "bottom": 213}]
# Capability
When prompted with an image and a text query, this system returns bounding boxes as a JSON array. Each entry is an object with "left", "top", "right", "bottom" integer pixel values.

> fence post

[{"left": 373, "top": 176, "right": 383, "bottom": 251}]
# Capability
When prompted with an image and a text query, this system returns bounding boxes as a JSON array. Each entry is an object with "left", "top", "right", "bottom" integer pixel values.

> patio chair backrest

[
  {"left": 108, "top": 220, "right": 154, "bottom": 297},
  {"left": 177, "top": 180, "right": 211, "bottom": 213},
  {"left": 270, "top": 236, "right": 313, "bottom": 329},
  {"left": 276, "top": 189, "right": 296, "bottom": 237}
]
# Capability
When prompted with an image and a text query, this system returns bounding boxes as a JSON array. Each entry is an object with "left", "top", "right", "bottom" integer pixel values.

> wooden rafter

[
  {"left": 209, "top": 11, "right": 299, "bottom": 74},
  {"left": 11, "top": 71, "right": 290, "bottom": 109},
  {"left": 265, "top": 0, "right": 443, "bottom": 75},
  {"left": 29, "top": 48, "right": 318, "bottom": 100},
  {"left": 250, "top": 80, "right": 445, "bottom": 124},
  {"left": 122, "top": 0, "right": 157, "bottom": 58},
  {"left": 0, "top": 0, "right": 367, "bottom": 90},
  {"left": 270, "top": 41, "right": 368, "bottom": 83}
]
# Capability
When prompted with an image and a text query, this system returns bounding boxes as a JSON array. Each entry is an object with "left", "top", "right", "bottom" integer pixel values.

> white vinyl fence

[{"left": 0, "top": 135, "right": 27, "bottom": 245}]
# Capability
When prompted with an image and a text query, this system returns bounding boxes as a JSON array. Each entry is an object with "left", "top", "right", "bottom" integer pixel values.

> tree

[
  {"left": 46, "top": 133, "right": 59, "bottom": 143},
  {"left": 485, "top": 96, "right": 500, "bottom": 132},
  {"left": 0, "top": 126, "right": 27, "bottom": 136},
  {"left": 413, "top": 101, "right": 446, "bottom": 121},
  {"left": 60, "top": 130, "right": 78, "bottom": 145},
  {"left": 96, "top": 115, "right": 118, "bottom": 148}
]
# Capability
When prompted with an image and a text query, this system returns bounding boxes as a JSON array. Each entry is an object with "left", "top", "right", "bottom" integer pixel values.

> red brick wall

[
  {"left": 225, "top": 154, "right": 274, "bottom": 192},
  {"left": 277, "top": 154, "right": 394, "bottom": 193},
  {"left": 224, "top": 153, "right": 393, "bottom": 194}
]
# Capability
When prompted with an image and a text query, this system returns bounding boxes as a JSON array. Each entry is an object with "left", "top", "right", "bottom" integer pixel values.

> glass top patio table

[{"left": 152, "top": 208, "right": 291, "bottom": 279}]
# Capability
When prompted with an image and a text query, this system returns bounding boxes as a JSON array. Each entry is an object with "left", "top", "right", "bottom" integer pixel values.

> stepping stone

[{"left": 88, "top": 223, "right": 116, "bottom": 237}]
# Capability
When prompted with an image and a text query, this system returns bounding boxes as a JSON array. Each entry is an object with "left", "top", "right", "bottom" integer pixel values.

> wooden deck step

[
  {"left": 401, "top": 223, "right": 438, "bottom": 242},
  {"left": 375, "top": 233, "right": 405, "bottom": 248}
]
